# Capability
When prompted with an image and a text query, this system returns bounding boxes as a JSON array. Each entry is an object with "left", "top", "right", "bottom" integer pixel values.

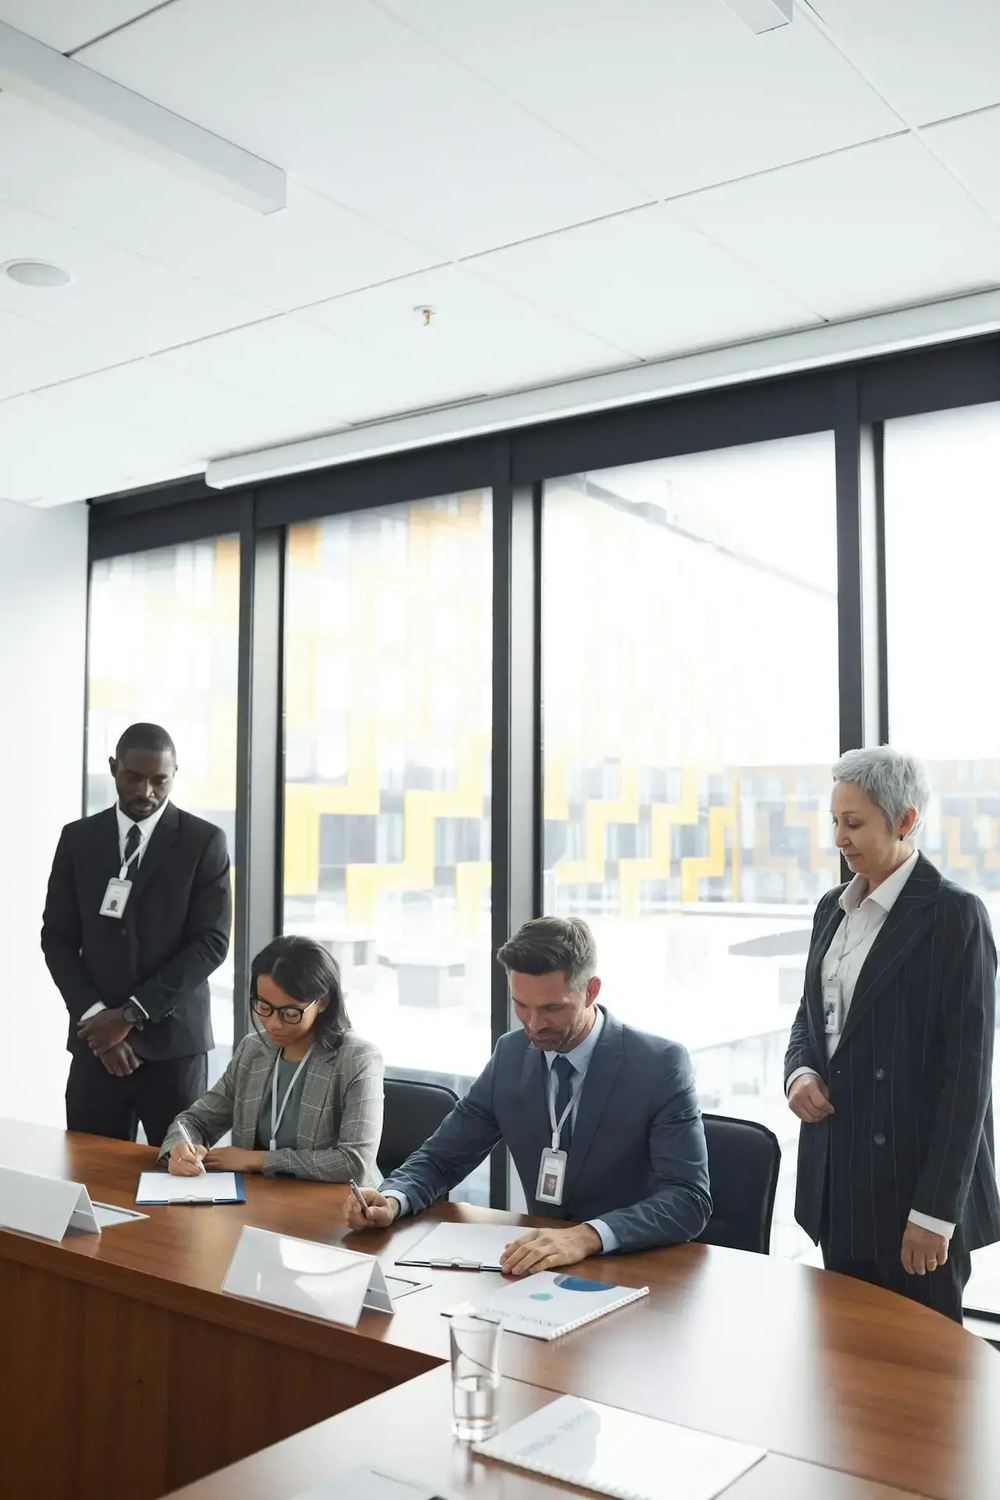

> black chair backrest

[
  {"left": 698, "top": 1113, "right": 781, "bottom": 1255},
  {"left": 378, "top": 1078, "right": 459, "bottom": 1178}
]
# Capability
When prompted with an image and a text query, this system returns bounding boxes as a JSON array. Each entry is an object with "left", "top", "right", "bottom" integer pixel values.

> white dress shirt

[
  {"left": 788, "top": 849, "right": 954, "bottom": 1240},
  {"left": 80, "top": 801, "right": 171, "bottom": 1024},
  {"left": 384, "top": 1006, "right": 621, "bottom": 1252}
]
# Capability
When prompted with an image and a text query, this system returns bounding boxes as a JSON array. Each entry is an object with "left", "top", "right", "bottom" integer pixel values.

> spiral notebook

[
  {"left": 474, "top": 1395, "right": 766, "bottom": 1500},
  {"left": 448, "top": 1271, "right": 648, "bottom": 1340}
]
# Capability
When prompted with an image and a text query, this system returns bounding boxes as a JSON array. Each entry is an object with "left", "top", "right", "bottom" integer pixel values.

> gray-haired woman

[{"left": 784, "top": 746, "right": 999, "bottom": 1322}]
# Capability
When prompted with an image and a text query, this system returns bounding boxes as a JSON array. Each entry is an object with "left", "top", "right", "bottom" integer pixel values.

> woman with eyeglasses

[{"left": 159, "top": 935, "right": 383, "bottom": 1182}]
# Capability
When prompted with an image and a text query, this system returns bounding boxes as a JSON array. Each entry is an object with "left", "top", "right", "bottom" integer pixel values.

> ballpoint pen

[
  {"left": 349, "top": 1177, "right": 374, "bottom": 1218},
  {"left": 176, "top": 1118, "right": 207, "bottom": 1175}
]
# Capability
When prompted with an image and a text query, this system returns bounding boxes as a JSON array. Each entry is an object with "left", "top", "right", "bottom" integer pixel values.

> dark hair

[
  {"left": 249, "top": 936, "right": 350, "bottom": 1051},
  {"left": 496, "top": 917, "right": 597, "bottom": 994},
  {"left": 115, "top": 722, "right": 177, "bottom": 762}
]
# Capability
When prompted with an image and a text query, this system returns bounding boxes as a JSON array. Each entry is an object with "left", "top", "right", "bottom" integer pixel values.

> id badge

[
  {"left": 822, "top": 978, "right": 843, "bottom": 1036},
  {"left": 535, "top": 1147, "right": 567, "bottom": 1206},
  {"left": 100, "top": 877, "right": 132, "bottom": 919}
]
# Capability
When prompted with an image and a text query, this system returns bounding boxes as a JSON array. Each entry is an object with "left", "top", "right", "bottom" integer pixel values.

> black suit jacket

[
  {"left": 41, "top": 804, "right": 232, "bottom": 1062},
  {"left": 784, "top": 853, "right": 1000, "bottom": 1259}
]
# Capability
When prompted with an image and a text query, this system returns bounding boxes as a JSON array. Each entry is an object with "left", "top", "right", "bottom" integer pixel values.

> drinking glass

[{"left": 449, "top": 1313, "right": 501, "bottom": 1442}]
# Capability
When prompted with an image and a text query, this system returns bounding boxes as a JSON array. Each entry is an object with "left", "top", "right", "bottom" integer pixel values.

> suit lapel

[
  {"left": 837, "top": 853, "right": 940, "bottom": 1049},
  {"left": 567, "top": 1009, "right": 625, "bottom": 1172},
  {"left": 96, "top": 806, "right": 121, "bottom": 876},
  {"left": 518, "top": 1042, "right": 551, "bottom": 1155},
  {"left": 805, "top": 897, "right": 845, "bottom": 1031},
  {"left": 298, "top": 1056, "right": 334, "bottom": 1147},
  {"left": 234, "top": 1040, "right": 273, "bottom": 1144},
  {"left": 128, "top": 802, "right": 180, "bottom": 904}
]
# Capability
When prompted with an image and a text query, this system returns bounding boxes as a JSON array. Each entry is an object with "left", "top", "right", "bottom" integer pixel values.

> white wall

[{"left": 0, "top": 501, "right": 88, "bottom": 1126}]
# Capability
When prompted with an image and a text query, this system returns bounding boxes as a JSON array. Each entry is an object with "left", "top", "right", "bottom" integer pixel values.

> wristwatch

[{"left": 121, "top": 1000, "right": 146, "bottom": 1029}]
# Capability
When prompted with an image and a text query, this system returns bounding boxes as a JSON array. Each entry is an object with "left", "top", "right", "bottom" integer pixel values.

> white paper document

[
  {"left": 91, "top": 1202, "right": 148, "bottom": 1229},
  {"left": 394, "top": 1221, "right": 514, "bottom": 1271},
  {"left": 0, "top": 1165, "right": 101, "bottom": 1241},
  {"left": 475, "top": 1394, "right": 766, "bottom": 1500},
  {"left": 223, "top": 1225, "right": 404, "bottom": 1326},
  {"left": 448, "top": 1270, "right": 649, "bottom": 1340},
  {"left": 135, "top": 1171, "right": 241, "bottom": 1205},
  {"left": 294, "top": 1470, "right": 442, "bottom": 1500}
]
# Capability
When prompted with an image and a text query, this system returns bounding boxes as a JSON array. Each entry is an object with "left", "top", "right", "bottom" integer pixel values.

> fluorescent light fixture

[
  {"left": 721, "top": 0, "right": 793, "bottom": 34},
  {"left": 0, "top": 19, "right": 285, "bottom": 213},
  {"left": 205, "top": 288, "right": 1000, "bottom": 491}
]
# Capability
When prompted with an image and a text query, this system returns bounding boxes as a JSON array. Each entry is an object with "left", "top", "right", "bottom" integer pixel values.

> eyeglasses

[{"left": 251, "top": 996, "right": 319, "bottom": 1026}]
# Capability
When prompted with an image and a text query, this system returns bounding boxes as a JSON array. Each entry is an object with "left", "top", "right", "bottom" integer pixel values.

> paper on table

[
  {"left": 475, "top": 1395, "right": 766, "bottom": 1500},
  {"left": 394, "top": 1221, "right": 514, "bottom": 1270},
  {"left": 91, "top": 1202, "right": 148, "bottom": 1228},
  {"left": 294, "top": 1469, "right": 442, "bottom": 1499},
  {"left": 136, "top": 1171, "right": 239, "bottom": 1204}
]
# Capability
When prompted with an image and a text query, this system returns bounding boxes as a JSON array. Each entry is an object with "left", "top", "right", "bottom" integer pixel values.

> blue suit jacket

[{"left": 381, "top": 1008, "right": 712, "bottom": 1252}]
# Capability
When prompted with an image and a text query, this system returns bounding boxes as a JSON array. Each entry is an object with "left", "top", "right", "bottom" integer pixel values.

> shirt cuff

[
  {"left": 80, "top": 1002, "right": 107, "bottom": 1021},
  {"left": 785, "top": 1066, "right": 821, "bottom": 1097},
  {"left": 908, "top": 1209, "right": 956, "bottom": 1240},
  {"left": 586, "top": 1218, "right": 619, "bottom": 1254},
  {"left": 128, "top": 995, "right": 149, "bottom": 1020},
  {"left": 382, "top": 1189, "right": 409, "bottom": 1219}
]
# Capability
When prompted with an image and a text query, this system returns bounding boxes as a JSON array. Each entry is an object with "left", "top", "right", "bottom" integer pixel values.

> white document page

[
  {"left": 476, "top": 1395, "right": 766, "bottom": 1500},
  {"left": 136, "top": 1172, "right": 239, "bottom": 1204},
  {"left": 295, "top": 1470, "right": 441, "bottom": 1500},
  {"left": 394, "top": 1221, "right": 515, "bottom": 1270}
]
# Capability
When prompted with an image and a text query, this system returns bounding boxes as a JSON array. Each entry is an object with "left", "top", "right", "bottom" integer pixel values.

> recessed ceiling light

[{"left": 2, "top": 259, "right": 73, "bottom": 288}]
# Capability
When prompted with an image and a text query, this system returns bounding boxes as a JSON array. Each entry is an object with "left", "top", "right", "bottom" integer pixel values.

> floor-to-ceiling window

[
  {"left": 542, "top": 432, "right": 840, "bottom": 1255},
  {"left": 86, "top": 537, "right": 240, "bottom": 1074},
  {"left": 282, "top": 493, "right": 493, "bottom": 1201},
  {"left": 883, "top": 401, "right": 1000, "bottom": 1298}
]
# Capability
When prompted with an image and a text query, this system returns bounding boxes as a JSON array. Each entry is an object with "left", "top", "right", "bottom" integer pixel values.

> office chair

[
  {"left": 698, "top": 1113, "right": 781, "bottom": 1255},
  {"left": 378, "top": 1077, "right": 459, "bottom": 1177}
]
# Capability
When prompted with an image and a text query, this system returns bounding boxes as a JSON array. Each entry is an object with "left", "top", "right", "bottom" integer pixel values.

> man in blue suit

[{"left": 344, "top": 917, "right": 711, "bottom": 1275}]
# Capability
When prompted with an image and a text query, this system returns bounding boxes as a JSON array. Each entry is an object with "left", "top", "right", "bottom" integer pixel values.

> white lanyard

[
  {"left": 269, "top": 1045, "right": 314, "bottom": 1151},
  {"left": 118, "top": 840, "right": 143, "bottom": 881},
  {"left": 547, "top": 1062, "right": 577, "bottom": 1151},
  {"left": 827, "top": 905, "right": 879, "bottom": 978}
]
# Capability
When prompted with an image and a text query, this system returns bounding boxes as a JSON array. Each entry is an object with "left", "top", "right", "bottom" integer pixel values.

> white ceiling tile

[
  {"left": 0, "top": 96, "right": 441, "bottom": 309},
  {"left": 376, "top": 0, "right": 902, "bottom": 197},
  {"left": 161, "top": 318, "right": 425, "bottom": 428},
  {"left": 0, "top": 1, "right": 152, "bottom": 51},
  {"left": 467, "top": 203, "right": 821, "bottom": 359},
  {"left": 296, "top": 265, "right": 638, "bottom": 404},
  {"left": 0, "top": 201, "right": 273, "bottom": 354},
  {"left": 0, "top": 308, "right": 128, "bottom": 398},
  {"left": 813, "top": 0, "right": 1000, "bottom": 124},
  {"left": 671, "top": 134, "right": 1000, "bottom": 321},
  {"left": 82, "top": 0, "right": 649, "bottom": 258},
  {"left": 42, "top": 360, "right": 329, "bottom": 458},
  {"left": 923, "top": 107, "right": 1000, "bottom": 223}
]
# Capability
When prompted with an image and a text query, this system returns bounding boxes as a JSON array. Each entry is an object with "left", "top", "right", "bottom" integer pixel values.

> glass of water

[{"left": 449, "top": 1313, "right": 502, "bottom": 1442}]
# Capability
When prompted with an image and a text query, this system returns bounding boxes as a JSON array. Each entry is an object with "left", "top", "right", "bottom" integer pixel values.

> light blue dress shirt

[{"left": 385, "top": 1006, "right": 619, "bottom": 1253}]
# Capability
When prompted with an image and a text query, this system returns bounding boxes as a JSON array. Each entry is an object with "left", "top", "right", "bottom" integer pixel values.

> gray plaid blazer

[{"left": 158, "top": 1030, "right": 384, "bottom": 1184}]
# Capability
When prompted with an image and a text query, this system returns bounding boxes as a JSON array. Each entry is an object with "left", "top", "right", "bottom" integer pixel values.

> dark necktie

[
  {"left": 552, "top": 1054, "right": 576, "bottom": 1150},
  {"left": 123, "top": 824, "right": 141, "bottom": 871}
]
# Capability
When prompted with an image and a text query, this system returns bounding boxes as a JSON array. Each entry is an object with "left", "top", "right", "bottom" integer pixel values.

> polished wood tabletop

[
  {"left": 1, "top": 1119, "right": 999, "bottom": 1500},
  {"left": 164, "top": 1365, "right": 935, "bottom": 1500}
]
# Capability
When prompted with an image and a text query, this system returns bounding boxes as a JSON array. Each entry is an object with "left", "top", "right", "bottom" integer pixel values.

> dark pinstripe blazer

[{"left": 784, "top": 853, "right": 1000, "bottom": 1260}]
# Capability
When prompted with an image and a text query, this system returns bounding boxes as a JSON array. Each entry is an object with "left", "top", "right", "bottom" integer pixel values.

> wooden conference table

[{"left": 0, "top": 1121, "right": 998, "bottom": 1500}]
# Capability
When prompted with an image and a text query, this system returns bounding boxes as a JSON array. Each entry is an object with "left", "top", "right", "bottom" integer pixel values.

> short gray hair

[
  {"left": 497, "top": 917, "right": 597, "bottom": 994},
  {"left": 832, "top": 746, "right": 931, "bottom": 837}
]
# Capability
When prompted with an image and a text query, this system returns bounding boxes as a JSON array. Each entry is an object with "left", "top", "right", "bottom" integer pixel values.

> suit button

[
  {"left": 875, "top": 1068, "right": 885, "bottom": 1081},
  {"left": 874, "top": 1133, "right": 886, "bottom": 1146}
]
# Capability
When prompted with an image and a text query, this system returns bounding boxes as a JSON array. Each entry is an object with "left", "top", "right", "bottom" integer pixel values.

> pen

[
  {"left": 349, "top": 1177, "right": 373, "bottom": 1219},
  {"left": 176, "top": 1119, "right": 206, "bottom": 1175}
]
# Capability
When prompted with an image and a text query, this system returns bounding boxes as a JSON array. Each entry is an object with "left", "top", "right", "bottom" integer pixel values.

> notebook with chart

[
  {"left": 135, "top": 1171, "right": 245, "bottom": 1206},
  {"left": 475, "top": 1394, "right": 766, "bottom": 1500},
  {"left": 450, "top": 1271, "right": 648, "bottom": 1340}
]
